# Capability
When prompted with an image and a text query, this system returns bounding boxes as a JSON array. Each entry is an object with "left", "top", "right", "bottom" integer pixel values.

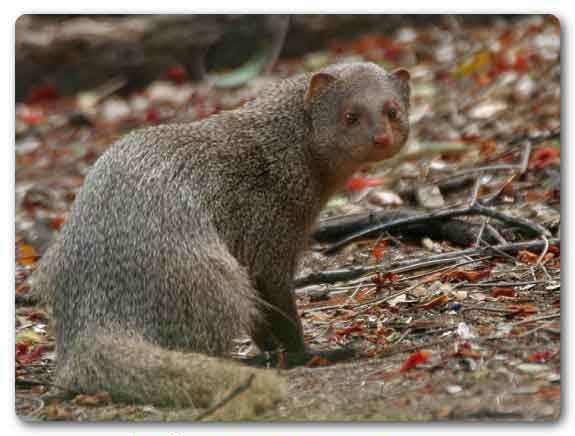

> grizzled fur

[{"left": 33, "top": 62, "right": 410, "bottom": 414}]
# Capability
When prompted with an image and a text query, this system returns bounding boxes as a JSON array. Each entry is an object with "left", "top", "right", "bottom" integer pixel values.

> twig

[
  {"left": 194, "top": 374, "right": 255, "bottom": 421},
  {"left": 353, "top": 274, "right": 439, "bottom": 312},
  {"left": 323, "top": 203, "right": 549, "bottom": 254},
  {"left": 474, "top": 218, "right": 489, "bottom": 247},
  {"left": 378, "top": 336, "right": 455, "bottom": 358},
  {"left": 391, "top": 327, "right": 413, "bottom": 344},
  {"left": 296, "top": 238, "right": 560, "bottom": 288},
  {"left": 518, "top": 141, "right": 532, "bottom": 174},
  {"left": 435, "top": 140, "right": 532, "bottom": 204},
  {"left": 469, "top": 175, "right": 483, "bottom": 207},
  {"left": 461, "top": 306, "right": 512, "bottom": 318},
  {"left": 535, "top": 235, "right": 550, "bottom": 266},
  {"left": 459, "top": 280, "right": 554, "bottom": 288},
  {"left": 485, "top": 224, "right": 507, "bottom": 245},
  {"left": 511, "top": 312, "right": 561, "bottom": 327}
]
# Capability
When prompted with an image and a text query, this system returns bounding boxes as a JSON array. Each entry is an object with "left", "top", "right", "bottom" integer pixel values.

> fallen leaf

[
  {"left": 529, "top": 146, "right": 560, "bottom": 169},
  {"left": 16, "top": 329, "right": 42, "bottom": 345},
  {"left": 452, "top": 50, "right": 491, "bottom": 77},
  {"left": 416, "top": 294, "right": 449, "bottom": 310},
  {"left": 527, "top": 350, "right": 553, "bottom": 363},
  {"left": 16, "top": 104, "right": 46, "bottom": 125},
  {"left": 491, "top": 287, "right": 516, "bottom": 298},
  {"left": 73, "top": 391, "right": 112, "bottom": 407},
  {"left": 443, "top": 267, "right": 491, "bottom": 282},
  {"left": 50, "top": 216, "right": 66, "bottom": 230},
  {"left": 345, "top": 176, "right": 386, "bottom": 192},
  {"left": 16, "top": 343, "right": 45, "bottom": 364},
  {"left": 538, "top": 386, "right": 560, "bottom": 399},
  {"left": 371, "top": 240, "right": 389, "bottom": 261},
  {"left": 479, "top": 140, "right": 497, "bottom": 156},
  {"left": 335, "top": 322, "right": 363, "bottom": 337},
  {"left": 167, "top": 64, "right": 187, "bottom": 85},
  {"left": 27, "top": 84, "right": 59, "bottom": 104},
  {"left": 17, "top": 244, "right": 37, "bottom": 266},
  {"left": 400, "top": 350, "right": 430, "bottom": 372},
  {"left": 517, "top": 250, "right": 539, "bottom": 264},
  {"left": 508, "top": 303, "right": 537, "bottom": 315}
]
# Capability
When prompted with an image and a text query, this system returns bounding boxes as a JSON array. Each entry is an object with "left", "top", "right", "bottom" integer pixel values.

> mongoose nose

[{"left": 373, "top": 133, "right": 390, "bottom": 147}]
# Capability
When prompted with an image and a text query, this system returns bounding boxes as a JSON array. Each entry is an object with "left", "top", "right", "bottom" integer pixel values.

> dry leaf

[
  {"left": 400, "top": 350, "right": 430, "bottom": 372},
  {"left": 416, "top": 294, "right": 449, "bottom": 310}
]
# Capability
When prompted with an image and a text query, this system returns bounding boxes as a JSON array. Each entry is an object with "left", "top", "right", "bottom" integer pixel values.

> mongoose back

[{"left": 33, "top": 62, "right": 410, "bottom": 418}]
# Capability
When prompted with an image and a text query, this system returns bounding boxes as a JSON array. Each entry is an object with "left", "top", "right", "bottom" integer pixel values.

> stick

[
  {"left": 295, "top": 238, "right": 560, "bottom": 288},
  {"left": 511, "top": 312, "right": 561, "bottom": 327},
  {"left": 194, "top": 374, "right": 255, "bottom": 421},
  {"left": 323, "top": 203, "right": 550, "bottom": 254}
]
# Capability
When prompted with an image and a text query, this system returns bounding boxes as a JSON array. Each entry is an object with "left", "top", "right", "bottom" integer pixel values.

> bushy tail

[{"left": 55, "top": 332, "right": 286, "bottom": 420}]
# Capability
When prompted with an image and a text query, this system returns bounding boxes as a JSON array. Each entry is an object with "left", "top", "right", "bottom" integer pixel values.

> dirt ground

[{"left": 15, "top": 14, "right": 560, "bottom": 422}]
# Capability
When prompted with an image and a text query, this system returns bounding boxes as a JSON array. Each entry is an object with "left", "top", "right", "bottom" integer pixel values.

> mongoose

[{"left": 32, "top": 62, "right": 410, "bottom": 418}]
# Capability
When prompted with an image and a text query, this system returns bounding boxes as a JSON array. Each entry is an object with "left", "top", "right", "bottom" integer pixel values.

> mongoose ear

[
  {"left": 304, "top": 72, "right": 337, "bottom": 111},
  {"left": 391, "top": 68, "right": 411, "bottom": 102}
]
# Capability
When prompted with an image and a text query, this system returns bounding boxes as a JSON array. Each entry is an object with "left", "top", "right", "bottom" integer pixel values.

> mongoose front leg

[{"left": 252, "top": 277, "right": 306, "bottom": 353}]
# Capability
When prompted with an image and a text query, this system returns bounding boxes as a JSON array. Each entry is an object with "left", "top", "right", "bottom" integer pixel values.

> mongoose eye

[
  {"left": 388, "top": 108, "right": 399, "bottom": 121},
  {"left": 344, "top": 112, "right": 359, "bottom": 127}
]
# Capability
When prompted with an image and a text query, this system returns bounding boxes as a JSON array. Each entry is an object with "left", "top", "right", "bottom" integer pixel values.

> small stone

[
  {"left": 415, "top": 185, "right": 445, "bottom": 209},
  {"left": 100, "top": 98, "right": 132, "bottom": 123},
  {"left": 366, "top": 315, "right": 378, "bottom": 329},
  {"left": 514, "top": 75, "right": 536, "bottom": 101},
  {"left": 446, "top": 385, "right": 463, "bottom": 395},
  {"left": 516, "top": 363, "right": 550, "bottom": 373},
  {"left": 368, "top": 190, "right": 403, "bottom": 207},
  {"left": 469, "top": 100, "right": 507, "bottom": 120},
  {"left": 147, "top": 81, "right": 194, "bottom": 105},
  {"left": 456, "top": 322, "right": 477, "bottom": 339}
]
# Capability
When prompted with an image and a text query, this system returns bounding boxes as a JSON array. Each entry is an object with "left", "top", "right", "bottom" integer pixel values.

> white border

[{"left": 4, "top": 2, "right": 571, "bottom": 435}]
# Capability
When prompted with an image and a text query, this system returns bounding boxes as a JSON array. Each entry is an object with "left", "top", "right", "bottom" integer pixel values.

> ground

[{"left": 15, "top": 14, "right": 560, "bottom": 422}]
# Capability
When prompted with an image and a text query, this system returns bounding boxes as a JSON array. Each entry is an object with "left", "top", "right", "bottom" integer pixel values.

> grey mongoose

[{"left": 32, "top": 62, "right": 411, "bottom": 418}]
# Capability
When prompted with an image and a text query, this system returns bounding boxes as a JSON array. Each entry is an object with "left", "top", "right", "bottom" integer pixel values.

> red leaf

[
  {"left": 16, "top": 344, "right": 45, "bottom": 364},
  {"left": 304, "top": 355, "right": 334, "bottom": 368},
  {"left": 382, "top": 271, "right": 399, "bottom": 282},
  {"left": 168, "top": 64, "right": 187, "bottom": 84},
  {"left": 372, "top": 240, "right": 389, "bottom": 261},
  {"left": 335, "top": 322, "right": 364, "bottom": 337},
  {"left": 16, "top": 105, "right": 46, "bottom": 125},
  {"left": 443, "top": 268, "right": 491, "bottom": 282},
  {"left": 27, "top": 84, "right": 59, "bottom": 104},
  {"left": 527, "top": 351, "right": 553, "bottom": 363},
  {"left": 513, "top": 52, "right": 528, "bottom": 72},
  {"left": 345, "top": 177, "right": 386, "bottom": 192},
  {"left": 416, "top": 294, "right": 449, "bottom": 310},
  {"left": 73, "top": 391, "right": 112, "bottom": 407},
  {"left": 508, "top": 303, "right": 537, "bottom": 315},
  {"left": 50, "top": 216, "right": 66, "bottom": 230},
  {"left": 529, "top": 147, "right": 560, "bottom": 169},
  {"left": 517, "top": 250, "right": 539, "bottom": 264},
  {"left": 538, "top": 386, "right": 560, "bottom": 399},
  {"left": 491, "top": 287, "right": 516, "bottom": 298},
  {"left": 479, "top": 140, "right": 497, "bottom": 156},
  {"left": 145, "top": 109, "right": 160, "bottom": 124},
  {"left": 400, "top": 350, "right": 430, "bottom": 372}
]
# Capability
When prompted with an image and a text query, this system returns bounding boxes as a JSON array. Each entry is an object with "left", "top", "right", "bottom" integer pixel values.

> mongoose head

[{"left": 304, "top": 62, "right": 410, "bottom": 167}]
